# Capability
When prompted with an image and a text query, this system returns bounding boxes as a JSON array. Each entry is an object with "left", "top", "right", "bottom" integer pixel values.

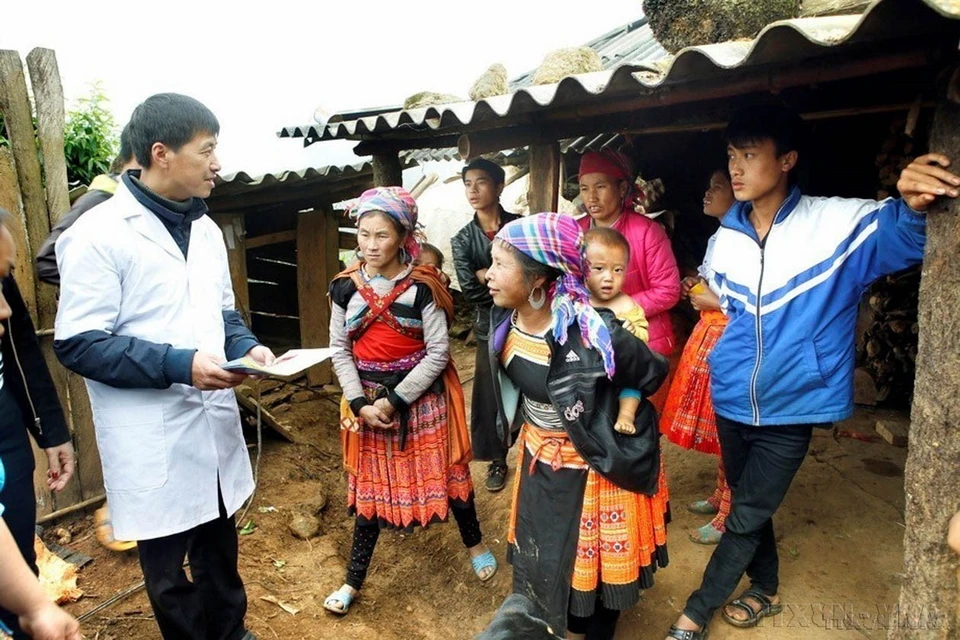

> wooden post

[
  {"left": 27, "top": 48, "right": 88, "bottom": 507},
  {"left": 296, "top": 207, "right": 339, "bottom": 386},
  {"left": 25, "top": 49, "right": 70, "bottom": 224},
  {"left": 372, "top": 151, "right": 403, "bottom": 187},
  {"left": 0, "top": 50, "right": 56, "bottom": 323},
  {"left": 528, "top": 142, "right": 561, "bottom": 213},
  {"left": 0, "top": 147, "right": 37, "bottom": 325},
  {"left": 212, "top": 213, "right": 250, "bottom": 325},
  {"left": 891, "top": 72, "right": 960, "bottom": 640}
]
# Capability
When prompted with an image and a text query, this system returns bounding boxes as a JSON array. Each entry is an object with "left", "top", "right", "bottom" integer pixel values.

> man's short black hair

[
  {"left": 725, "top": 104, "right": 807, "bottom": 158},
  {"left": 462, "top": 158, "right": 506, "bottom": 186},
  {"left": 109, "top": 123, "right": 135, "bottom": 174},
  {"left": 128, "top": 93, "right": 220, "bottom": 168}
]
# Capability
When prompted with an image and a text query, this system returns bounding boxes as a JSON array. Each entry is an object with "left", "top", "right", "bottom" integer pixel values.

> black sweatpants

[
  {"left": 137, "top": 491, "right": 248, "bottom": 640},
  {"left": 683, "top": 416, "right": 815, "bottom": 626}
]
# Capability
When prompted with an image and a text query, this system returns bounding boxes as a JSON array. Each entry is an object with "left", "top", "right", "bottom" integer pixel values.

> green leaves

[{"left": 62, "top": 83, "right": 118, "bottom": 187}]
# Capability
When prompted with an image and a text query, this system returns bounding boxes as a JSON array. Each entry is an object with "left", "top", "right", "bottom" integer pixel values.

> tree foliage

[
  {"left": 0, "top": 84, "right": 118, "bottom": 187},
  {"left": 62, "top": 85, "right": 118, "bottom": 186}
]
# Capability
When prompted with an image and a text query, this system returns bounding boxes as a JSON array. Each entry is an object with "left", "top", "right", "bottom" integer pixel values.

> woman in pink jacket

[{"left": 577, "top": 150, "right": 681, "bottom": 358}]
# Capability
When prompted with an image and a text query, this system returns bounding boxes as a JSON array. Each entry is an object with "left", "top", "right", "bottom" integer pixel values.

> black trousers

[
  {"left": 0, "top": 388, "right": 37, "bottom": 640},
  {"left": 683, "top": 416, "right": 814, "bottom": 627},
  {"left": 470, "top": 338, "right": 507, "bottom": 462},
  {"left": 567, "top": 600, "right": 621, "bottom": 639},
  {"left": 137, "top": 493, "right": 248, "bottom": 640}
]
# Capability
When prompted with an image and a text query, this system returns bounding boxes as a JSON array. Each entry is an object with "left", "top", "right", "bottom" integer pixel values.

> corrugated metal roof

[
  {"left": 279, "top": 0, "right": 960, "bottom": 146},
  {"left": 210, "top": 163, "right": 377, "bottom": 198},
  {"left": 510, "top": 18, "right": 668, "bottom": 90}
]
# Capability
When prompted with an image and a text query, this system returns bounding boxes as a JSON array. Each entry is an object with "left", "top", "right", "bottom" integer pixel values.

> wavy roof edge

[
  {"left": 278, "top": 0, "right": 960, "bottom": 144},
  {"left": 209, "top": 160, "right": 413, "bottom": 199}
]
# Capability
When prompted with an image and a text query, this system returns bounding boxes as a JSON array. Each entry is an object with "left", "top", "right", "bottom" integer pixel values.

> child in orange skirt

[{"left": 661, "top": 170, "right": 736, "bottom": 545}]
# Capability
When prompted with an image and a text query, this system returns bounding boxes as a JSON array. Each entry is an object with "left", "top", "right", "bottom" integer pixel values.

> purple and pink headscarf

[
  {"left": 495, "top": 213, "right": 616, "bottom": 378},
  {"left": 349, "top": 186, "right": 423, "bottom": 261}
]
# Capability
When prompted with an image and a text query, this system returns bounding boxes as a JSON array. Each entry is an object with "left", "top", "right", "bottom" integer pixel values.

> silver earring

[{"left": 528, "top": 286, "right": 546, "bottom": 310}]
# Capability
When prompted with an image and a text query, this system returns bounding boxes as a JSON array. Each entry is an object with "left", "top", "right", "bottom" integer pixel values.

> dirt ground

[{"left": 55, "top": 340, "right": 911, "bottom": 640}]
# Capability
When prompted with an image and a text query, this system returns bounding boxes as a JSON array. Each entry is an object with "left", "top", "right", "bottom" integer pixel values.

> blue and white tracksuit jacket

[{"left": 707, "top": 186, "right": 926, "bottom": 426}]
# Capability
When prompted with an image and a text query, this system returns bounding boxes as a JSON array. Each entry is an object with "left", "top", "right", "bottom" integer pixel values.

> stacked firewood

[{"left": 854, "top": 121, "right": 922, "bottom": 407}]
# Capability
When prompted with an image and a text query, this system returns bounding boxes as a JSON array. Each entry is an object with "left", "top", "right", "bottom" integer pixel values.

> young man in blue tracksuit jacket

[{"left": 666, "top": 105, "right": 960, "bottom": 640}]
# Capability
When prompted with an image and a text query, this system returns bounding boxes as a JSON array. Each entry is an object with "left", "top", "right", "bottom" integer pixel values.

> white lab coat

[{"left": 54, "top": 182, "right": 254, "bottom": 541}]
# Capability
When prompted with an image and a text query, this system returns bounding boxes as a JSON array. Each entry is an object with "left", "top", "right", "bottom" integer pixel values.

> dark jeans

[
  {"left": 471, "top": 338, "right": 506, "bottom": 463},
  {"left": 137, "top": 493, "right": 248, "bottom": 640},
  {"left": 0, "top": 388, "right": 37, "bottom": 640},
  {"left": 683, "top": 416, "right": 815, "bottom": 627}
]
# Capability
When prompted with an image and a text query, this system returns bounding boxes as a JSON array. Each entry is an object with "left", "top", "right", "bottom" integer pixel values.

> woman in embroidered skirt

[
  {"left": 486, "top": 213, "right": 670, "bottom": 640},
  {"left": 324, "top": 187, "right": 496, "bottom": 616},
  {"left": 661, "top": 169, "right": 737, "bottom": 545}
]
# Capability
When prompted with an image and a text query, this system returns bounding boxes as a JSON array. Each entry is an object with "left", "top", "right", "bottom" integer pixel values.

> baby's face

[
  {"left": 419, "top": 255, "right": 441, "bottom": 270},
  {"left": 585, "top": 243, "right": 627, "bottom": 303}
]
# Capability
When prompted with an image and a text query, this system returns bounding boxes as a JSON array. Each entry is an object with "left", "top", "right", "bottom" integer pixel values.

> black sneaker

[{"left": 486, "top": 461, "right": 508, "bottom": 492}]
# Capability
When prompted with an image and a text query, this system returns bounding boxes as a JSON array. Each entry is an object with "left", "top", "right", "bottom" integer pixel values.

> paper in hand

[{"left": 221, "top": 348, "right": 337, "bottom": 378}]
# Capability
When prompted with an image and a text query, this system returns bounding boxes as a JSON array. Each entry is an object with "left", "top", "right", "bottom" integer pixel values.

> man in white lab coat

[{"left": 54, "top": 93, "right": 272, "bottom": 640}]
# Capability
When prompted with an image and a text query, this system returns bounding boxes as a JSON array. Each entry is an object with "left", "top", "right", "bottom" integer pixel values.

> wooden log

[
  {"left": 875, "top": 419, "right": 909, "bottom": 447},
  {"left": 25, "top": 49, "right": 70, "bottom": 225},
  {"left": 245, "top": 229, "right": 297, "bottom": 250},
  {"left": 527, "top": 142, "right": 561, "bottom": 214},
  {"left": 892, "top": 72, "right": 960, "bottom": 639},
  {"left": 372, "top": 152, "right": 403, "bottom": 188},
  {"left": 458, "top": 127, "right": 550, "bottom": 160},
  {"left": 409, "top": 173, "right": 437, "bottom": 199},
  {"left": 353, "top": 134, "right": 460, "bottom": 157},
  {"left": 234, "top": 385, "right": 296, "bottom": 443},
  {"left": 0, "top": 147, "right": 37, "bottom": 325},
  {"left": 212, "top": 213, "right": 251, "bottom": 326},
  {"left": 853, "top": 367, "right": 878, "bottom": 406},
  {"left": 296, "top": 207, "right": 338, "bottom": 386}
]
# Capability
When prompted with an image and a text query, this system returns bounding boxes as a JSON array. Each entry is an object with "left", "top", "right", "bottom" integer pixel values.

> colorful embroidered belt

[
  {"left": 522, "top": 424, "right": 589, "bottom": 474},
  {"left": 355, "top": 349, "right": 425, "bottom": 373}
]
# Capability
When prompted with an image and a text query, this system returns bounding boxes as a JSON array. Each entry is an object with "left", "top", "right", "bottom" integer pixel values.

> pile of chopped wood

[{"left": 854, "top": 120, "right": 922, "bottom": 407}]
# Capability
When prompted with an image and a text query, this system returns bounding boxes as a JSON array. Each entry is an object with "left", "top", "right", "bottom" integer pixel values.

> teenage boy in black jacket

[
  {"left": 451, "top": 159, "right": 520, "bottom": 492},
  {"left": 0, "top": 208, "right": 74, "bottom": 639}
]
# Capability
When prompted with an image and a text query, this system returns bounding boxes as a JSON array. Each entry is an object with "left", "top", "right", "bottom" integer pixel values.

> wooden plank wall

[{"left": 0, "top": 48, "right": 102, "bottom": 518}]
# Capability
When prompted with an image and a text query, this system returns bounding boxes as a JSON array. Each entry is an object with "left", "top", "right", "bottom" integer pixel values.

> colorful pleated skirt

[
  {"left": 661, "top": 310, "right": 729, "bottom": 455},
  {"left": 348, "top": 382, "right": 474, "bottom": 532}
]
